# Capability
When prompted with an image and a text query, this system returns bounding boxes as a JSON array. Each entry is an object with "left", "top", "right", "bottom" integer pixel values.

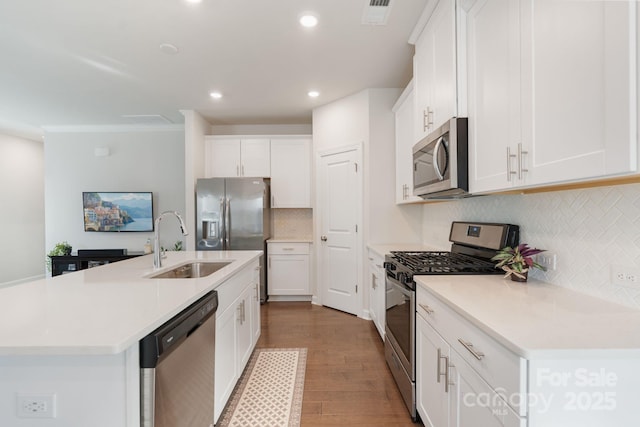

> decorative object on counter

[
  {"left": 218, "top": 348, "right": 307, "bottom": 427},
  {"left": 46, "top": 241, "right": 72, "bottom": 271},
  {"left": 492, "top": 243, "right": 546, "bottom": 282},
  {"left": 144, "top": 238, "right": 152, "bottom": 254}
]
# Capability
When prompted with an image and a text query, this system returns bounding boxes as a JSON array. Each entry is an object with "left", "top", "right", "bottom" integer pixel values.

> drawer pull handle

[
  {"left": 282, "top": 247, "right": 294, "bottom": 251},
  {"left": 437, "top": 348, "right": 452, "bottom": 393},
  {"left": 458, "top": 339, "right": 485, "bottom": 360},
  {"left": 419, "top": 303, "right": 434, "bottom": 315}
]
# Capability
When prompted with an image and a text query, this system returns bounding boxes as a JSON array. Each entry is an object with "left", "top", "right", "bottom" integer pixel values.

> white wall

[
  {"left": 0, "top": 134, "right": 45, "bottom": 285},
  {"left": 420, "top": 182, "right": 640, "bottom": 309},
  {"left": 183, "top": 110, "right": 210, "bottom": 250},
  {"left": 44, "top": 128, "right": 185, "bottom": 259},
  {"left": 210, "top": 124, "right": 312, "bottom": 135}
]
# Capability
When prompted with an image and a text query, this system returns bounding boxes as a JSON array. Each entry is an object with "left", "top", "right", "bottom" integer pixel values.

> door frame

[{"left": 314, "top": 142, "right": 364, "bottom": 317}]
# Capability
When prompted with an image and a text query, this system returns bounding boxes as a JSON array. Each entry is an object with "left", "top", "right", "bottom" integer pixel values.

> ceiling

[{"left": 0, "top": 0, "right": 426, "bottom": 139}]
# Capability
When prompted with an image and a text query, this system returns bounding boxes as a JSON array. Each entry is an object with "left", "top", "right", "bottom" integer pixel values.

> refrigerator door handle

[
  {"left": 219, "top": 197, "right": 226, "bottom": 248},
  {"left": 225, "top": 197, "right": 231, "bottom": 249}
]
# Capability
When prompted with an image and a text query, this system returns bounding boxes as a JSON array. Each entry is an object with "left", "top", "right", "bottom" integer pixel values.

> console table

[{"left": 51, "top": 252, "right": 144, "bottom": 276}]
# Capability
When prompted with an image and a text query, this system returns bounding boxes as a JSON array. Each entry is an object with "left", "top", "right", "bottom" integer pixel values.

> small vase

[{"left": 510, "top": 271, "right": 528, "bottom": 282}]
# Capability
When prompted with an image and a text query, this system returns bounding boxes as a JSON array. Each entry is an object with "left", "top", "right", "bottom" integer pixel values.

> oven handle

[{"left": 387, "top": 277, "right": 413, "bottom": 298}]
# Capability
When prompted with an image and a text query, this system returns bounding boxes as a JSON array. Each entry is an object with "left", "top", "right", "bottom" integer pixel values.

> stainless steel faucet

[{"left": 153, "top": 211, "right": 189, "bottom": 268}]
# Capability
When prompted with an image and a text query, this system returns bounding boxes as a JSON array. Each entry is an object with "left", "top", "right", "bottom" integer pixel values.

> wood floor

[{"left": 257, "top": 301, "right": 423, "bottom": 427}]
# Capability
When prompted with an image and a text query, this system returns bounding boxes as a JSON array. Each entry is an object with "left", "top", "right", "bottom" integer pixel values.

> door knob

[{"left": 320, "top": 235, "right": 328, "bottom": 242}]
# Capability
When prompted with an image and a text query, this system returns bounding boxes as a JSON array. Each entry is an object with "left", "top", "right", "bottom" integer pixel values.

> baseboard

[{"left": 268, "top": 295, "right": 312, "bottom": 302}]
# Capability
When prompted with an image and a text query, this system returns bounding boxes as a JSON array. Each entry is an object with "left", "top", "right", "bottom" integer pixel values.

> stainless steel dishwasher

[{"left": 140, "top": 290, "right": 218, "bottom": 427}]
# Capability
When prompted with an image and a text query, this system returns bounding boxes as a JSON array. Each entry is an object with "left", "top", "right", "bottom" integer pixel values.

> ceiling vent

[
  {"left": 362, "top": 0, "right": 393, "bottom": 25},
  {"left": 121, "top": 115, "right": 172, "bottom": 125}
]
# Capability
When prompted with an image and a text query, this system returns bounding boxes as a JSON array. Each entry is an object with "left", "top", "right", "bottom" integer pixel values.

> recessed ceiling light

[
  {"left": 308, "top": 91, "right": 320, "bottom": 98},
  {"left": 210, "top": 91, "right": 223, "bottom": 99},
  {"left": 299, "top": 14, "right": 318, "bottom": 28}
]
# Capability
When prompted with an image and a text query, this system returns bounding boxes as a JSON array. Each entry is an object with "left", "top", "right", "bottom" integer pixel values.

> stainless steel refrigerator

[{"left": 196, "top": 178, "right": 271, "bottom": 302}]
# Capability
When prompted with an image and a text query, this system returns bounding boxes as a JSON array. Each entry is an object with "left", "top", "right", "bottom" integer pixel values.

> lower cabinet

[
  {"left": 416, "top": 283, "right": 527, "bottom": 427},
  {"left": 416, "top": 314, "right": 450, "bottom": 427},
  {"left": 367, "top": 249, "right": 386, "bottom": 340},
  {"left": 214, "top": 260, "right": 261, "bottom": 423},
  {"left": 267, "top": 242, "right": 311, "bottom": 296}
]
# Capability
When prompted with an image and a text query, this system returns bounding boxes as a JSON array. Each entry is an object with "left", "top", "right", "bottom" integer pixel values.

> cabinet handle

[
  {"left": 506, "top": 147, "right": 517, "bottom": 182},
  {"left": 237, "top": 303, "right": 243, "bottom": 324},
  {"left": 242, "top": 300, "right": 246, "bottom": 323},
  {"left": 518, "top": 143, "right": 528, "bottom": 180},
  {"left": 458, "top": 339, "right": 485, "bottom": 360},
  {"left": 371, "top": 274, "right": 377, "bottom": 290},
  {"left": 320, "top": 235, "right": 328, "bottom": 242},
  {"left": 437, "top": 348, "right": 443, "bottom": 384},
  {"left": 255, "top": 284, "right": 259, "bottom": 301},
  {"left": 423, "top": 107, "right": 434, "bottom": 132},
  {"left": 419, "top": 303, "right": 434, "bottom": 315},
  {"left": 282, "top": 247, "right": 294, "bottom": 251}
]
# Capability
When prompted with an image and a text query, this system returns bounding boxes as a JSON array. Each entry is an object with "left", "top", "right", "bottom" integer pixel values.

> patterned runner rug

[{"left": 218, "top": 348, "right": 307, "bottom": 427}]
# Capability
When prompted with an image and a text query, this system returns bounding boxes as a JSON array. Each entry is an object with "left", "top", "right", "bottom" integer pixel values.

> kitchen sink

[{"left": 149, "top": 261, "right": 232, "bottom": 279}]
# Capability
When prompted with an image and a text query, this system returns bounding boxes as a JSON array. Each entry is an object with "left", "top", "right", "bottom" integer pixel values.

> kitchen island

[{"left": 0, "top": 250, "right": 262, "bottom": 427}]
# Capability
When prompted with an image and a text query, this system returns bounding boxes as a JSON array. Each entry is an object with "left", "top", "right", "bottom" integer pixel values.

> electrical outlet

[
  {"left": 611, "top": 265, "right": 640, "bottom": 288},
  {"left": 535, "top": 252, "right": 557, "bottom": 271},
  {"left": 16, "top": 393, "right": 56, "bottom": 418}
]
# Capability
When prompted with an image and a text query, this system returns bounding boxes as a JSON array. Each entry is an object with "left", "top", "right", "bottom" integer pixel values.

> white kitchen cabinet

[
  {"left": 416, "top": 312, "right": 450, "bottom": 427},
  {"left": 465, "top": 0, "right": 527, "bottom": 193},
  {"left": 416, "top": 283, "right": 527, "bottom": 427},
  {"left": 270, "top": 137, "right": 312, "bottom": 208},
  {"left": 413, "top": 0, "right": 458, "bottom": 143},
  {"left": 367, "top": 249, "right": 386, "bottom": 340},
  {"left": 205, "top": 137, "right": 270, "bottom": 177},
  {"left": 466, "top": 0, "right": 637, "bottom": 194},
  {"left": 214, "top": 260, "right": 260, "bottom": 423},
  {"left": 267, "top": 242, "right": 311, "bottom": 296},
  {"left": 393, "top": 82, "right": 423, "bottom": 204}
]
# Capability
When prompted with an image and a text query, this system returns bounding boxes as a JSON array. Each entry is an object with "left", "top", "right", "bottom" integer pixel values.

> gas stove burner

[{"left": 389, "top": 251, "right": 499, "bottom": 275}]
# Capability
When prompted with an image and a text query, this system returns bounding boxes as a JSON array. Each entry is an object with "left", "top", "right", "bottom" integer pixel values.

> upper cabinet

[
  {"left": 394, "top": 82, "right": 423, "bottom": 204},
  {"left": 465, "top": 0, "right": 638, "bottom": 194},
  {"left": 205, "top": 137, "right": 271, "bottom": 178},
  {"left": 413, "top": 0, "right": 459, "bottom": 143},
  {"left": 270, "top": 138, "right": 312, "bottom": 208}
]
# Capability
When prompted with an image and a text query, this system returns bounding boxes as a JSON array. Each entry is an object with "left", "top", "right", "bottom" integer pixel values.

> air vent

[
  {"left": 362, "top": 0, "right": 393, "bottom": 25},
  {"left": 121, "top": 115, "right": 172, "bottom": 125}
]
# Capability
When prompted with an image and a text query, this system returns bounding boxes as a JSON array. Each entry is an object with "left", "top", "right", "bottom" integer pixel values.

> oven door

[{"left": 385, "top": 275, "right": 415, "bottom": 380}]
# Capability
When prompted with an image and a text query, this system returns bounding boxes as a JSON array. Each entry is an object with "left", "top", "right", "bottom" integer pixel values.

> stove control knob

[{"left": 383, "top": 262, "right": 395, "bottom": 271}]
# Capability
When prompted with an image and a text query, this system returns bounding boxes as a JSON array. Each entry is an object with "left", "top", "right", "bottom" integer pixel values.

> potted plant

[
  {"left": 491, "top": 243, "right": 546, "bottom": 282},
  {"left": 46, "top": 241, "right": 72, "bottom": 272}
]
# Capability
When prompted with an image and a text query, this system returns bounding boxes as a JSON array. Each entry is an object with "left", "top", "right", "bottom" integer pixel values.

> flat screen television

[{"left": 83, "top": 192, "right": 154, "bottom": 232}]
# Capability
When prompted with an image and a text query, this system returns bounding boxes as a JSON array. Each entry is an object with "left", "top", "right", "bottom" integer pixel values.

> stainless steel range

[{"left": 383, "top": 221, "right": 519, "bottom": 421}]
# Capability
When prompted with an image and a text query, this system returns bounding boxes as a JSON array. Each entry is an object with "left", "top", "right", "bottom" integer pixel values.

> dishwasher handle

[{"left": 140, "top": 290, "right": 218, "bottom": 369}]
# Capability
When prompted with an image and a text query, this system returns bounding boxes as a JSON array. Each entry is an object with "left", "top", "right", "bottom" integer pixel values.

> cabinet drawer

[
  {"left": 416, "top": 283, "right": 527, "bottom": 417},
  {"left": 268, "top": 242, "right": 310, "bottom": 255}
]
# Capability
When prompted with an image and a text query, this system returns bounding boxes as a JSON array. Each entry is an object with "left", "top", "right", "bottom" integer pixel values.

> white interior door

[{"left": 318, "top": 146, "right": 361, "bottom": 316}]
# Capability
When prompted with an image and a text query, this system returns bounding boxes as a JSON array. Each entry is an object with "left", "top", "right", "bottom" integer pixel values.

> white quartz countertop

[
  {"left": 368, "top": 243, "right": 439, "bottom": 258},
  {"left": 0, "top": 250, "right": 261, "bottom": 356},
  {"left": 415, "top": 275, "right": 640, "bottom": 359}
]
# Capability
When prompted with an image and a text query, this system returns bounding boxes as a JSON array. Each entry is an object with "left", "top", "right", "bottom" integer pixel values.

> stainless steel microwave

[{"left": 413, "top": 117, "right": 469, "bottom": 199}]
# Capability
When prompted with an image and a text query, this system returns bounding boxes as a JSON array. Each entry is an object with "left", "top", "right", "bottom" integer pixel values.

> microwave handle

[{"left": 433, "top": 136, "right": 445, "bottom": 181}]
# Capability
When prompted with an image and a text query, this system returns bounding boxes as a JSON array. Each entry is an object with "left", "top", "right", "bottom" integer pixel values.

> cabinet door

[
  {"left": 395, "top": 85, "right": 423, "bottom": 204},
  {"left": 466, "top": 0, "right": 526, "bottom": 194},
  {"left": 240, "top": 139, "right": 270, "bottom": 177},
  {"left": 414, "top": 0, "right": 457, "bottom": 142},
  {"left": 528, "top": 0, "right": 637, "bottom": 185},
  {"left": 268, "top": 254, "right": 310, "bottom": 295},
  {"left": 416, "top": 314, "right": 450, "bottom": 427},
  {"left": 214, "top": 303, "right": 238, "bottom": 422},
  {"left": 368, "top": 253, "right": 385, "bottom": 340},
  {"left": 236, "top": 287, "right": 253, "bottom": 371},
  {"left": 270, "top": 138, "right": 312, "bottom": 208},
  {"left": 207, "top": 138, "right": 241, "bottom": 177},
  {"left": 250, "top": 281, "right": 261, "bottom": 345},
  {"left": 449, "top": 350, "right": 525, "bottom": 427}
]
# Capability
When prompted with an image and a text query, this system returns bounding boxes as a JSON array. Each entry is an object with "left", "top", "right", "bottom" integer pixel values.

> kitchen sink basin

[{"left": 149, "top": 261, "right": 231, "bottom": 279}]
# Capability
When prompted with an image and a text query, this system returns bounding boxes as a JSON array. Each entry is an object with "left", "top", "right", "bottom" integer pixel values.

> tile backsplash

[
  {"left": 421, "top": 182, "right": 640, "bottom": 309},
  {"left": 272, "top": 208, "right": 313, "bottom": 239}
]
